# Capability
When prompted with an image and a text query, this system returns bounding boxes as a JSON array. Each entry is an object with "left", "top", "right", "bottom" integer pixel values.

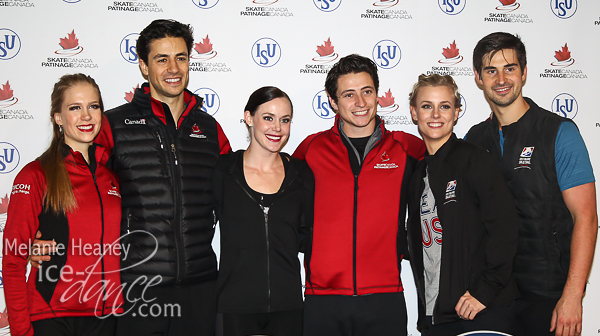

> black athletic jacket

[{"left": 212, "top": 150, "right": 314, "bottom": 313}]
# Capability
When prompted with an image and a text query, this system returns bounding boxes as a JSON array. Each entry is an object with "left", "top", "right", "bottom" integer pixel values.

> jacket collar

[
  {"left": 424, "top": 133, "right": 458, "bottom": 165},
  {"left": 133, "top": 83, "right": 204, "bottom": 127}
]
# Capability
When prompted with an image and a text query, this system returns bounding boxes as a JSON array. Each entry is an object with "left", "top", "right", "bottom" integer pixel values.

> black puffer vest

[
  {"left": 467, "top": 98, "right": 574, "bottom": 300},
  {"left": 106, "top": 84, "right": 221, "bottom": 286}
]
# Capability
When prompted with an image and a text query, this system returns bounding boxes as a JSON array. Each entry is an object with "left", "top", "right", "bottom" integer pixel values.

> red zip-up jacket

[
  {"left": 293, "top": 116, "right": 424, "bottom": 296},
  {"left": 3, "top": 145, "right": 123, "bottom": 336}
]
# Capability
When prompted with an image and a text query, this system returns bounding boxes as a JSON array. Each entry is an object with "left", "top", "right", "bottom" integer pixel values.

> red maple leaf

[
  {"left": 378, "top": 89, "right": 395, "bottom": 107},
  {"left": 59, "top": 30, "right": 79, "bottom": 49},
  {"left": 316, "top": 38, "right": 335, "bottom": 57},
  {"left": 194, "top": 35, "right": 213, "bottom": 54},
  {"left": 554, "top": 43, "right": 571, "bottom": 62},
  {"left": 442, "top": 40, "right": 460, "bottom": 59},
  {"left": 0, "top": 80, "right": 14, "bottom": 100},
  {"left": 124, "top": 84, "right": 140, "bottom": 103},
  {"left": 499, "top": 0, "right": 516, "bottom": 5},
  {"left": 0, "top": 194, "right": 9, "bottom": 214}
]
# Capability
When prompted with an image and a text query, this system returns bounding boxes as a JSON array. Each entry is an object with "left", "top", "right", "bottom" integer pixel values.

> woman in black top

[
  {"left": 212, "top": 86, "right": 313, "bottom": 336},
  {"left": 406, "top": 74, "right": 519, "bottom": 335}
]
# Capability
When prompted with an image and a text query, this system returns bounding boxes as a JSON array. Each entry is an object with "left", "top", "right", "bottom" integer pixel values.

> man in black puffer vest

[
  {"left": 33, "top": 19, "right": 231, "bottom": 335},
  {"left": 466, "top": 32, "right": 597, "bottom": 336}
]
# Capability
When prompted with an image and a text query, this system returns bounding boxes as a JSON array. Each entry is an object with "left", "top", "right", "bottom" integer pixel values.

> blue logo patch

[
  {"left": 252, "top": 38, "right": 281, "bottom": 68},
  {"left": 192, "top": 0, "right": 220, "bottom": 9},
  {"left": 0, "top": 142, "right": 20, "bottom": 174},
  {"left": 120, "top": 33, "right": 139, "bottom": 64},
  {"left": 0, "top": 29, "right": 21, "bottom": 61},
  {"left": 552, "top": 93, "right": 578, "bottom": 119},
  {"left": 438, "top": 0, "right": 466, "bottom": 15},
  {"left": 551, "top": 0, "right": 577, "bottom": 19},
  {"left": 312, "top": 90, "right": 335, "bottom": 119},
  {"left": 313, "top": 0, "right": 341, "bottom": 12},
  {"left": 372, "top": 40, "right": 401, "bottom": 69},
  {"left": 193, "top": 87, "right": 221, "bottom": 116}
]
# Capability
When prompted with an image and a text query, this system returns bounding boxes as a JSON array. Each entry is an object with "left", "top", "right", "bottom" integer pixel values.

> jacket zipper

[
  {"left": 169, "top": 137, "right": 184, "bottom": 285},
  {"left": 261, "top": 200, "right": 272, "bottom": 312},
  {"left": 353, "top": 174, "right": 359, "bottom": 296},
  {"left": 89, "top": 164, "right": 107, "bottom": 314}
]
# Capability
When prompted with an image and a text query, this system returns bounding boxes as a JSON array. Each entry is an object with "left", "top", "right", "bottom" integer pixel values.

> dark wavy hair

[
  {"left": 473, "top": 32, "right": 527, "bottom": 79},
  {"left": 325, "top": 54, "right": 379, "bottom": 103},
  {"left": 136, "top": 19, "right": 194, "bottom": 64}
]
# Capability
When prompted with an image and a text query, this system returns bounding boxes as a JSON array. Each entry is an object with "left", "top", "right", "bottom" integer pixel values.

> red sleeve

[
  {"left": 2, "top": 162, "right": 46, "bottom": 336},
  {"left": 94, "top": 115, "right": 114, "bottom": 151},
  {"left": 392, "top": 131, "right": 425, "bottom": 160},
  {"left": 216, "top": 122, "right": 232, "bottom": 154}
]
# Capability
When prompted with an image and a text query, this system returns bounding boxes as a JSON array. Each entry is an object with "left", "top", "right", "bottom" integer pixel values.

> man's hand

[
  {"left": 550, "top": 293, "right": 582, "bottom": 336},
  {"left": 29, "top": 231, "right": 55, "bottom": 268},
  {"left": 455, "top": 290, "right": 486, "bottom": 320}
]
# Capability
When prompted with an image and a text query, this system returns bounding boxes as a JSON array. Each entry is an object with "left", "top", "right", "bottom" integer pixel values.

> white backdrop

[{"left": 1, "top": 0, "right": 599, "bottom": 335}]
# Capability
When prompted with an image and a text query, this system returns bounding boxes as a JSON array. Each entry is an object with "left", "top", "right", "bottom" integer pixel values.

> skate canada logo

[
  {"left": 540, "top": 43, "right": 586, "bottom": 79},
  {"left": 313, "top": 0, "right": 341, "bottom": 12},
  {"left": 485, "top": 0, "right": 532, "bottom": 23},
  {"left": 192, "top": 0, "right": 219, "bottom": 9},
  {"left": 189, "top": 123, "right": 207, "bottom": 139},
  {"left": 251, "top": 37, "right": 281, "bottom": 68},
  {"left": 120, "top": 33, "right": 139, "bottom": 64},
  {"left": 517, "top": 147, "right": 533, "bottom": 168},
  {"left": 108, "top": 181, "right": 121, "bottom": 198},
  {"left": 0, "top": 28, "right": 21, "bottom": 61},
  {"left": 438, "top": 0, "right": 466, "bottom": 15},
  {"left": 552, "top": 93, "right": 578, "bottom": 120},
  {"left": 374, "top": 151, "right": 398, "bottom": 169},
  {"left": 361, "top": 0, "right": 413, "bottom": 20},
  {"left": 372, "top": 40, "right": 401, "bottom": 69},
  {"left": 312, "top": 90, "right": 334, "bottom": 120},
  {"left": 42, "top": 30, "right": 98, "bottom": 69},
  {"left": 428, "top": 41, "right": 473, "bottom": 77},
  {"left": 551, "top": 0, "right": 576, "bottom": 19},
  {"left": 378, "top": 89, "right": 412, "bottom": 126},
  {"left": 300, "top": 38, "right": 338, "bottom": 74},
  {"left": 0, "top": 81, "right": 33, "bottom": 120},
  {"left": 124, "top": 85, "right": 140, "bottom": 103},
  {"left": 241, "top": 0, "right": 294, "bottom": 17},
  {"left": 0, "top": 0, "right": 35, "bottom": 7},
  {"left": 190, "top": 35, "right": 231, "bottom": 73},
  {"left": 193, "top": 88, "right": 221, "bottom": 116},
  {"left": 108, "top": 1, "right": 164, "bottom": 12},
  {"left": 0, "top": 142, "right": 20, "bottom": 174}
]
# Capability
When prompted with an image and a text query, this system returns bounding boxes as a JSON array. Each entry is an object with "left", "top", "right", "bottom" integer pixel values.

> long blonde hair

[{"left": 38, "top": 73, "right": 104, "bottom": 214}]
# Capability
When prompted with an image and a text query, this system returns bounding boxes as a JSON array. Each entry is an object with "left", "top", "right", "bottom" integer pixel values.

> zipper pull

[
  {"left": 156, "top": 131, "right": 164, "bottom": 149},
  {"left": 171, "top": 144, "right": 178, "bottom": 165}
]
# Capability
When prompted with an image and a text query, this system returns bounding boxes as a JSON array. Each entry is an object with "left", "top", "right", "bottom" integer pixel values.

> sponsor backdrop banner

[{"left": 1, "top": 0, "right": 599, "bottom": 335}]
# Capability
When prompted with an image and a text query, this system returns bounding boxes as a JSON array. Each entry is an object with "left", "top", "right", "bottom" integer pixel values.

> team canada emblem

[
  {"left": 381, "top": 151, "right": 390, "bottom": 162},
  {"left": 374, "top": 151, "right": 397, "bottom": 169},
  {"left": 190, "top": 123, "right": 207, "bottom": 139}
]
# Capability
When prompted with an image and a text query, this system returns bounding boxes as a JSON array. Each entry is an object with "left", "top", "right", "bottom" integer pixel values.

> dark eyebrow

[{"left": 153, "top": 52, "right": 188, "bottom": 60}]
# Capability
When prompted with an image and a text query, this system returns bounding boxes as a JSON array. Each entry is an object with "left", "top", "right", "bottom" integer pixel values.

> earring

[{"left": 59, "top": 125, "right": 63, "bottom": 133}]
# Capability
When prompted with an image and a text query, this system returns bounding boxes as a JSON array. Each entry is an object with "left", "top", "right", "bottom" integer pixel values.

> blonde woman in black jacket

[
  {"left": 406, "top": 74, "right": 520, "bottom": 336},
  {"left": 212, "top": 86, "right": 314, "bottom": 336}
]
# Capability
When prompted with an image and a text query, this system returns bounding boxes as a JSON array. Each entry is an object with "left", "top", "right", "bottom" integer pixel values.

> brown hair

[
  {"left": 38, "top": 73, "right": 104, "bottom": 214},
  {"left": 409, "top": 73, "right": 462, "bottom": 109}
]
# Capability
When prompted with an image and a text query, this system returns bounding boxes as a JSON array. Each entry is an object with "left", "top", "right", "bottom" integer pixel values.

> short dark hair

[
  {"left": 325, "top": 54, "right": 379, "bottom": 103},
  {"left": 244, "top": 86, "right": 293, "bottom": 129},
  {"left": 137, "top": 19, "right": 194, "bottom": 64},
  {"left": 473, "top": 32, "right": 527, "bottom": 79}
]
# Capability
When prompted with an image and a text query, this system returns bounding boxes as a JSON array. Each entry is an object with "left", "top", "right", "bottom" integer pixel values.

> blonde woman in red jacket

[{"left": 3, "top": 74, "right": 123, "bottom": 336}]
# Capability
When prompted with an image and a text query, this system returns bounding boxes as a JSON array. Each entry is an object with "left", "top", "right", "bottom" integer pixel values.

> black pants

[
  {"left": 303, "top": 292, "right": 408, "bottom": 336},
  {"left": 422, "top": 300, "right": 516, "bottom": 336},
  {"left": 513, "top": 298, "right": 558, "bottom": 336},
  {"left": 32, "top": 316, "right": 117, "bottom": 336},
  {"left": 222, "top": 309, "right": 302, "bottom": 336},
  {"left": 116, "top": 279, "right": 217, "bottom": 336}
]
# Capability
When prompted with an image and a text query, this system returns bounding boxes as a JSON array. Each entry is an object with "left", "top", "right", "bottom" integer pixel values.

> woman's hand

[
  {"left": 29, "top": 230, "right": 55, "bottom": 268},
  {"left": 455, "top": 290, "right": 486, "bottom": 320}
]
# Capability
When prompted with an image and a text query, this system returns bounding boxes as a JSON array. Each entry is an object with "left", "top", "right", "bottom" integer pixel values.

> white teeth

[
  {"left": 265, "top": 135, "right": 281, "bottom": 141},
  {"left": 353, "top": 110, "right": 368, "bottom": 116},
  {"left": 78, "top": 125, "right": 93, "bottom": 130},
  {"left": 165, "top": 78, "right": 180, "bottom": 83},
  {"left": 428, "top": 123, "right": 443, "bottom": 127}
]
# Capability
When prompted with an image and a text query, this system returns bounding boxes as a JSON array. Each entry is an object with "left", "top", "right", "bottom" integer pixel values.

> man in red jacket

[{"left": 293, "top": 54, "right": 425, "bottom": 335}]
